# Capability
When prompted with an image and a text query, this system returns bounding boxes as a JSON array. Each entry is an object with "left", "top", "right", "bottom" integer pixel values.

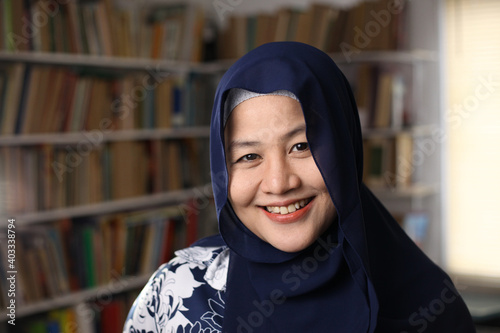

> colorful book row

[
  {"left": 13, "top": 294, "right": 135, "bottom": 333},
  {"left": 0, "top": 206, "right": 198, "bottom": 309},
  {"left": 218, "top": 0, "right": 407, "bottom": 59},
  {"left": 0, "top": 138, "right": 210, "bottom": 215},
  {"left": 0, "top": 64, "right": 218, "bottom": 135},
  {"left": 0, "top": 0, "right": 209, "bottom": 62}
]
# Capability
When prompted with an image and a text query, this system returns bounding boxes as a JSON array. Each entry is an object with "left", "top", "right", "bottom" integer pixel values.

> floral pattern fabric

[{"left": 123, "top": 246, "right": 229, "bottom": 333}]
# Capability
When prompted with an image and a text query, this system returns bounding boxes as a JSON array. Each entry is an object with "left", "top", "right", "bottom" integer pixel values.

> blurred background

[{"left": 0, "top": 0, "right": 498, "bottom": 331}]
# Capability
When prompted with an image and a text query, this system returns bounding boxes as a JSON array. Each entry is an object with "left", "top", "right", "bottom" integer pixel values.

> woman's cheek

[{"left": 228, "top": 169, "right": 260, "bottom": 206}]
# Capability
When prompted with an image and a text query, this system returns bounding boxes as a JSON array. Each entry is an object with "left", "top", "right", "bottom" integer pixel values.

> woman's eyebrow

[
  {"left": 226, "top": 140, "right": 260, "bottom": 153},
  {"left": 283, "top": 124, "right": 306, "bottom": 141},
  {"left": 227, "top": 124, "right": 306, "bottom": 152}
]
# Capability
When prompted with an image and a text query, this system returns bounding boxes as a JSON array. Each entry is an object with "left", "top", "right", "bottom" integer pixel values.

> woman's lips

[{"left": 261, "top": 198, "right": 314, "bottom": 224}]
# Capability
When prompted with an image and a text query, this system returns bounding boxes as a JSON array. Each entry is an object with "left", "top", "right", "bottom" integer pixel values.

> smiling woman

[
  {"left": 123, "top": 42, "right": 475, "bottom": 333},
  {"left": 224, "top": 94, "right": 337, "bottom": 253}
]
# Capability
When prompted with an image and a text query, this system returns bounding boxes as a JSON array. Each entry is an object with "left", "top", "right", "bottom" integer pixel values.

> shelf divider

[
  {"left": 0, "top": 274, "right": 152, "bottom": 321},
  {"left": 0, "top": 126, "right": 210, "bottom": 146},
  {"left": 2, "top": 184, "right": 213, "bottom": 227}
]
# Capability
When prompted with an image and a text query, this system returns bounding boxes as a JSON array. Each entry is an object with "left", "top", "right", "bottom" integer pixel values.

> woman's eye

[
  {"left": 291, "top": 142, "right": 309, "bottom": 152},
  {"left": 237, "top": 153, "right": 259, "bottom": 162}
]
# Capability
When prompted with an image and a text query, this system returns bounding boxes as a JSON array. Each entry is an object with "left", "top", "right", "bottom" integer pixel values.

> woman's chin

[{"left": 268, "top": 238, "right": 314, "bottom": 253}]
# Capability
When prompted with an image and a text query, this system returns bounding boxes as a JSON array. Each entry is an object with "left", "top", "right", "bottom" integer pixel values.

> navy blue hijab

[{"left": 205, "top": 42, "right": 475, "bottom": 332}]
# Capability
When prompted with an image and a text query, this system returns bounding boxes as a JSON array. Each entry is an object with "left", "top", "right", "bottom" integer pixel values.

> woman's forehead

[
  {"left": 223, "top": 88, "right": 299, "bottom": 127},
  {"left": 224, "top": 95, "right": 306, "bottom": 145}
]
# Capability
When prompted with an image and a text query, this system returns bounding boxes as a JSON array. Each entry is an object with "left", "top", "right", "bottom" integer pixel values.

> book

[
  {"left": 355, "top": 64, "right": 377, "bottom": 129},
  {"left": 293, "top": 9, "right": 314, "bottom": 44},
  {"left": 40, "top": 68, "right": 66, "bottom": 133},
  {"left": 155, "top": 78, "right": 174, "bottom": 129},
  {"left": 0, "top": 2, "right": 4, "bottom": 50},
  {"left": 0, "top": 70, "right": 6, "bottom": 131},
  {"left": 100, "top": 300, "right": 126, "bottom": 333},
  {"left": 363, "top": 137, "right": 395, "bottom": 188},
  {"left": 255, "top": 13, "right": 277, "bottom": 47},
  {"left": 403, "top": 211, "right": 429, "bottom": 247},
  {"left": 216, "top": 0, "right": 408, "bottom": 57},
  {"left": 65, "top": 0, "right": 84, "bottom": 53},
  {"left": 275, "top": 8, "right": 291, "bottom": 42},
  {"left": 95, "top": 1, "right": 114, "bottom": 56},
  {"left": 1, "top": 1, "right": 208, "bottom": 60},
  {"left": 391, "top": 73, "right": 406, "bottom": 128},
  {"left": 0, "top": 62, "right": 214, "bottom": 135},
  {"left": 309, "top": 4, "right": 340, "bottom": 51},
  {"left": 1, "top": 134, "right": 210, "bottom": 215},
  {"left": 8, "top": 0, "right": 30, "bottom": 52},
  {"left": 15, "top": 296, "right": 135, "bottom": 333},
  {"left": 0, "top": 204, "right": 212, "bottom": 313},
  {"left": 373, "top": 71, "right": 394, "bottom": 128},
  {"left": 395, "top": 132, "right": 413, "bottom": 188},
  {"left": 325, "top": 9, "right": 349, "bottom": 53}
]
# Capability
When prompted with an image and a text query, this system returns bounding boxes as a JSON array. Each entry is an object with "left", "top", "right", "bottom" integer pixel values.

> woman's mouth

[{"left": 264, "top": 198, "right": 313, "bottom": 215}]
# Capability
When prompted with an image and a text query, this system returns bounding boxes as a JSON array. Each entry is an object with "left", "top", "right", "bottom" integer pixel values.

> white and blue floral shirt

[{"left": 123, "top": 246, "right": 229, "bottom": 333}]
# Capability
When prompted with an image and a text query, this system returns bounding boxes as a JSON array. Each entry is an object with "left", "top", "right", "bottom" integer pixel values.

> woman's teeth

[{"left": 266, "top": 199, "right": 310, "bottom": 215}]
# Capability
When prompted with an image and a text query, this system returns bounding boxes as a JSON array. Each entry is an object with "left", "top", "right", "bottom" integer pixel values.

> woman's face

[{"left": 224, "top": 95, "right": 337, "bottom": 253}]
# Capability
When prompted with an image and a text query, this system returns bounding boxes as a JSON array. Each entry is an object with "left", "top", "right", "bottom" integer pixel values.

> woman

[{"left": 124, "top": 42, "right": 475, "bottom": 332}]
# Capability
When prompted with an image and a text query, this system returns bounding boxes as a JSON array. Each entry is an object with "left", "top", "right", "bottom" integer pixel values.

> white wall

[{"left": 406, "top": 0, "right": 445, "bottom": 265}]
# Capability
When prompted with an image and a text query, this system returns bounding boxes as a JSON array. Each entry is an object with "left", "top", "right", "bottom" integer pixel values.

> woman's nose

[{"left": 260, "top": 155, "right": 300, "bottom": 194}]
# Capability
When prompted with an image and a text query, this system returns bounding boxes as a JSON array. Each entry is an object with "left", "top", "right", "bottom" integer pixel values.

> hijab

[{"left": 206, "top": 42, "right": 475, "bottom": 332}]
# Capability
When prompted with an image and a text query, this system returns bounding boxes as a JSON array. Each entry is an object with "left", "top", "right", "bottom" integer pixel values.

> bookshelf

[
  {"left": 0, "top": 126, "right": 210, "bottom": 147},
  {"left": 334, "top": 49, "right": 439, "bottom": 238},
  {"left": 213, "top": 0, "right": 440, "bottom": 247},
  {"left": 3, "top": 184, "right": 212, "bottom": 227},
  {"left": 0, "top": 0, "right": 441, "bottom": 331},
  {"left": 0, "top": 1, "right": 223, "bottom": 330},
  {"left": 4, "top": 273, "right": 150, "bottom": 320},
  {"left": 0, "top": 51, "right": 232, "bottom": 74}
]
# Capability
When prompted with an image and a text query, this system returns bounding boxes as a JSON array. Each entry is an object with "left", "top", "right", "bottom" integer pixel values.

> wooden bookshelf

[
  {"left": 1, "top": 184, "right": 212, "bottom": 227},
  {"left": 330, "top": 49, "right": 437, "bottom": 65},
  {"left": 370, "top": 183, "right": 438, "bottom": 199},
  {"left": 0, "top": 51, "right": 233, "bottom": 74},
  {"left": 0, "top": 2, "right": 220, "bottom": 327},
  {"left": 0, "top": 0, "right": 439, "bottom": 329},
  {"left": 0, "top": 127, "right": 210, "bottom": 146},
  {"left": 0, "top": 49, "right": 434, "bottom": 69},
  {"left": 362, "top": 124, "right": 437, "bottom": 138}
]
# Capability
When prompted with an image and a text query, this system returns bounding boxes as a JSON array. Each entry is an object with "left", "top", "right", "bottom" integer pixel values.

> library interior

[{"left": 0, "top": 0, "right": 499, "bottom": 332}]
